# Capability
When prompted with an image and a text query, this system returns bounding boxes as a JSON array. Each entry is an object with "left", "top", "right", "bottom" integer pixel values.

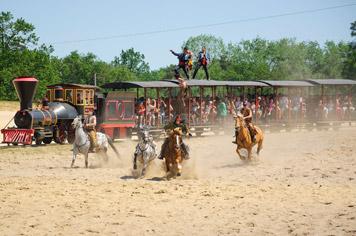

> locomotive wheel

[
  {"left": 43, "top": 137, "right": 52, "bottom": 144},
  {"left": 35, "top": 138, "right": 42, "bottom": 145},
  {"left": 66, "top": 133, "right": 75, "bottom": 144},
  {"left": 54, "top": 128, "right": 67, "bottom": 144}
]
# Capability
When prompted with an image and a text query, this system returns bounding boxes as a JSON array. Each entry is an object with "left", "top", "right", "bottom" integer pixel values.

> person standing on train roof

[
  {"left": 170, "top": 47, "right": 192, "bottom": 79},
  {"left": 84, "top": 110, "right": 98, "bottom": 152},
  {"left": 192, "top": 46, "right": 210, "bottom": 80}
]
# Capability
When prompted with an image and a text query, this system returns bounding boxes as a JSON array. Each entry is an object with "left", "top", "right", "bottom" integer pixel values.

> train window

[
  {"left": 85, "top": 90, "right": 90, "bottom": 105},
  {"left": 65, "top": 89, "right": 73, "bottom": 103},
  {"left": 123, "top": 101, "right": 134, "bottom": 119},
  {"left": 76, "top": 90, "right": 84, "bottom": 105},
  {"left": 106, "top": 101, "right": 118, "bottom": 120},
  {"left": 89, "top": 90, "right": 94, "bottom": 105},
  {"left": 46, "top": 89, "right": 52, "bottom": 101},
  {"left": 54, "top": 86, "right": 64, "bottom": 101}
]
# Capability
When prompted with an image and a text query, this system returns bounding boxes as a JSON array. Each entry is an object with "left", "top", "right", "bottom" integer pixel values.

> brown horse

[
  {"left": 234, "top": 114, "right": 264, "bottom": 160},
  {"left": 164, "top": 127, "right": 184, "bottom": 179}
]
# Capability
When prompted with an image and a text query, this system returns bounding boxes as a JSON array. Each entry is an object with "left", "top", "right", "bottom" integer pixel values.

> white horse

[
  {"left": 71, "top": 115, "right": 119, "bottom": 168},
  {"left": 133, "top": 127, "right": 157, "bottom": 177}
]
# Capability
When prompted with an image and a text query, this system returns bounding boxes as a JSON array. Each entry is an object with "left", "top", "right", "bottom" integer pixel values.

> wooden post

[
  {"left": 254, "top": 86, "right": 258, "bottom": 124},
  {"left": 144, "top": 88, "right": 147, "bottom": 125},
  {"left": 287, "top": 87, "right": 291, "bottom": 124},
  {"left": 188, "top": 87, "right": 191, "bottom": 127},
  {"left": 156, "top": 88, "right": 160, "bottom": 127},
  {"left": 348, "top": 86, "right": 352, "bottom": 126},
  {"left": 212, "top": 86, "right": 216, "bottom": 125},
  {"left": 168, "top": 88, "right": 172, "bottom": 122},
  {"left": 200, "top": 87, "right": 203, "bottom": 126},
  {"left": 274, "top": 87, "right": 278, "bottom": 121}
]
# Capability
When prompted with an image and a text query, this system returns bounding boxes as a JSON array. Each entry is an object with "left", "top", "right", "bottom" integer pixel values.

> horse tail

[{"left": 106, "top": 135, "right": 120, "bottom": 158}]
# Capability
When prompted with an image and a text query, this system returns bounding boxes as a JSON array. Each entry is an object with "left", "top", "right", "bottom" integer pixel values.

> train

[
  {"left": 1, "top": 77, "right": 356, "bottom": 145},
  {"left": 1, "top": 77, "right": 135, "bottom": 145}
]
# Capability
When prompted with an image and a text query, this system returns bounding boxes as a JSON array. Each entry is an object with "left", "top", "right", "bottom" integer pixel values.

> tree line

[{"left": 0, "top": 11, "right": 355, "bottom": 100}]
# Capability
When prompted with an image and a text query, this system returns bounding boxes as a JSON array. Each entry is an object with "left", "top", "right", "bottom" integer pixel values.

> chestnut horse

[
  {"left": 234, "top": 114, "right": 264, "bottom": 160},
  {"left": 164, "top": 127, "right": 184, "bottom": 179}
]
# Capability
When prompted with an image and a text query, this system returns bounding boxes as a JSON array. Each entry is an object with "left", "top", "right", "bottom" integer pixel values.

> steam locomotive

[{"left": 1, "top": 77, "right": 136, "bottom": 145}]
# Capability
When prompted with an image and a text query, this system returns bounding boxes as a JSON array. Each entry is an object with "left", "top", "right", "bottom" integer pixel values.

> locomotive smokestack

[{"left": 13, "top": 77, "right": 38, "bottom": 110}]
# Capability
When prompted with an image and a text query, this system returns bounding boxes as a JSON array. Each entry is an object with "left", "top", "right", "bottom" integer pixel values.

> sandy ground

[
  {"left": 0, "top": 101, "right": 18, "bottom": 143},
  {"left": 0, "top": 106, "right": 356, "bottom": 235}
]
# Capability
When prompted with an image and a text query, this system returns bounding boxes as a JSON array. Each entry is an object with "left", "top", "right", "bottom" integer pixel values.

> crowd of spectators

[{"left": 134, "top": 94, "right": 355, "bottom": 127}]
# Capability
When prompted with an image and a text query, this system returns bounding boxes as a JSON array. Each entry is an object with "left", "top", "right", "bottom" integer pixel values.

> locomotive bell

[{"left": 13, "top": 77, "right": 38, "bottom": 111}]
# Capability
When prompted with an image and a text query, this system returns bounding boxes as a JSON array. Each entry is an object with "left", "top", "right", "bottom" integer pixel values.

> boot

[
  {"left": 232, "top": 131, "right": 237, "bottom": 144},
  {"left": 133, "top": 154, "right": 137, "bottom": 169},
  {"left": 158, "top": 139, "right": 168, "bottom": 160},
  {"left": 251, "top": 134, "right": 256, "bottom": 143}
]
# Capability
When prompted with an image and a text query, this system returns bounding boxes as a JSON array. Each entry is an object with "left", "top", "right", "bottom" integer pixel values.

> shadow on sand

[{"left": 120, "top": 175, "right": 165, "bottom": 181}]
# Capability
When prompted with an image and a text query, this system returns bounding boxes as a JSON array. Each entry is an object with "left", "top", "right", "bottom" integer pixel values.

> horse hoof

[
  {"left": 177, "top": 173, "right": 181, "bottom": 177},
  {"left": 133, "top": 164, "right": 137, "bottom": 170}
]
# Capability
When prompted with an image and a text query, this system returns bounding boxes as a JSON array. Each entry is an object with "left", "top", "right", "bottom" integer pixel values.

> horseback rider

[
  {"left": 84, "top": 110, "right": 98, "bottom": 152},
  {"left": 170, "top": 47, "right": 193, "bottom": 79},
  {"left": 233, "top": 101, "right": 256, "bottom": 143},
  {"left": 133, "top": 128, "right": 157, "bottom": 171},
  {"left": 192, "top": 46, "right": 210, "bottom": 80},
  {"left": 158, "top": 114, "right": 191, "bottom": 160}
]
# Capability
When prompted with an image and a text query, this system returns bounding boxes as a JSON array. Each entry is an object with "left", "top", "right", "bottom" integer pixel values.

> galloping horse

[
  {"left": 164, "top": 127, "right": 184, "bottom": 179},
  {"left": 71, "top": 116, "right": 119, "bottom": 168},
  {"left": 133, "top": 127, "right": 157, "bottom": 177},
  {"left": 234, "top": 114, "right": 264, "bottom": 160}
]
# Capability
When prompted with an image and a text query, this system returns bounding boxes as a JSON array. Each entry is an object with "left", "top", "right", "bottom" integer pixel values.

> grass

[{"left": 0, "top": 101, "right": 19, "bottom": 111}]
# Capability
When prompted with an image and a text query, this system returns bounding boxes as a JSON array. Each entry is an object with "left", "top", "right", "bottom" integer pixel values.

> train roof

[
  {"left": 259, "top": 80, "right": 314, "bottom": 87},
  {"left": 306, "top": 79, "right": 356, "bottom": 85},
  {"left": 166, "top": 79, "right": 227, "bottom": 87},
  {"left": 102, "top": 81, "right": 179, "bottom": 89},
  {"left": 47, "top": 83, "right": 100, "bottom": 90},
  {"left": 224, "top": 81, "right": 268, "bottom": 87}
]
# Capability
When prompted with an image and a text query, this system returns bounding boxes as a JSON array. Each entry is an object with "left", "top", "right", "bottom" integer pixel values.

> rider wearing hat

[
  {"left": 84, "top": 110, "right": 98, "bottom": 152},
  {"left": 233, "top": 101, "right": 256, "bottom": 143},
  {"left": 158, "top": 114, "right": 191, "bottom": 160}
]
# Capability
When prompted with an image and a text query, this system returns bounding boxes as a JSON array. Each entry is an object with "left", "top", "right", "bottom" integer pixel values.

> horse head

[
  {"left": 171, "top": 127, "right": 183, "bottom": 150},
  {"left": 71, "top": 115, "right": 83, "bottom": 129},
  {"left": 234, "top": 113, "right": 245, "bottom": 133},
  {"left": 139, "top": 126, "right": 151, "bottom": 143}
]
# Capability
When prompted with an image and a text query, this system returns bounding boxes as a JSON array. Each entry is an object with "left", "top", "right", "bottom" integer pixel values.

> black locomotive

[{"left": 2, "top": 77, "right": 98, "bottom": 145}]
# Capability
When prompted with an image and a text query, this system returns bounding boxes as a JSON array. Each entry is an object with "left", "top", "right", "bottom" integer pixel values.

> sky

[{"left": 1, "top": 0, "right": 356, "bottom": 70}]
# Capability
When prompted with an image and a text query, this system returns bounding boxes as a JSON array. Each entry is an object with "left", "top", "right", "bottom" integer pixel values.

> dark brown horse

[
  {"left": 164, "top": 127, "right": 184, "bottom": 179},
  {"left": 234, "top": 114, "right": 264, "bottom": 160}
]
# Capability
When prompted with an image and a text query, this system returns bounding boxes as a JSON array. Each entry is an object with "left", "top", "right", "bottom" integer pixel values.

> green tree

[
  {"left": 0, "top": 11, "right": 38, "bottom": 51},
  {"left": 112, "top": 48, "right": 150, "bottom": 74},
  {"left": 0, "top": 11, "right": 61, "bottom": 100},
  {"left": 342, "top": 22, "right": 356, "bottom": 79},
  {"left": 183, "top": 34, "right": 225, "bottom": 60}
]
